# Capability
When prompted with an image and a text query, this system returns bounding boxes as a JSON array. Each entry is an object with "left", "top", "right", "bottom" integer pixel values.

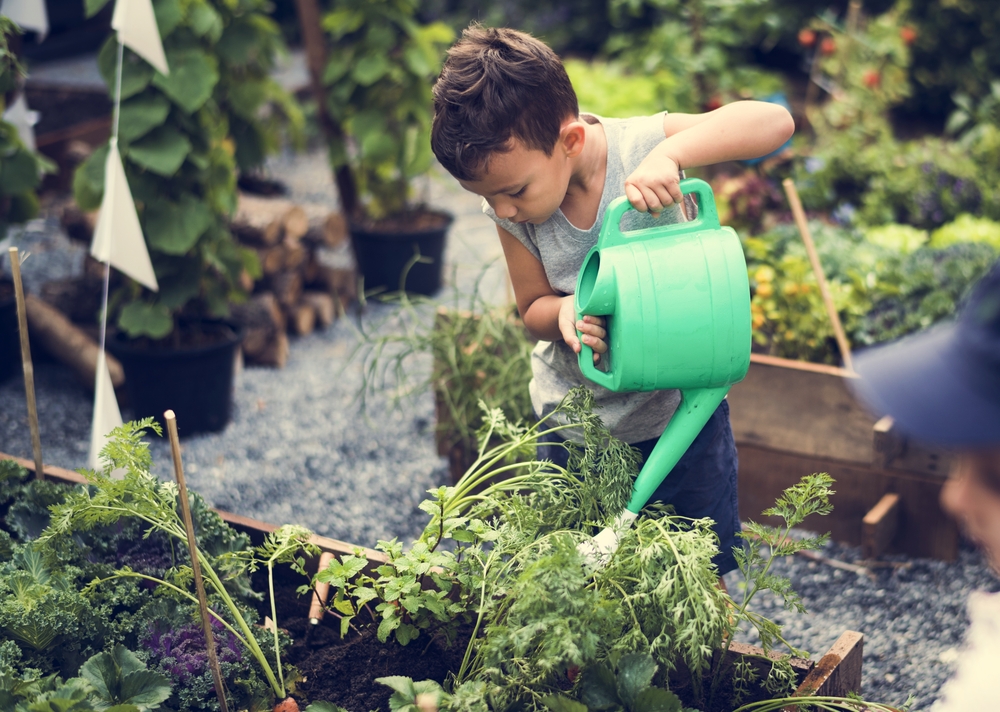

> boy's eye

[{"left": 510, "top": 186, "right": 526, "bottom": 198}]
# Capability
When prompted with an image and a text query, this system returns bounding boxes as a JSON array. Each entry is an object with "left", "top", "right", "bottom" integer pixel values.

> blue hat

[{"left": 852, "top": 260, "right": 1000, "bottom": 447}]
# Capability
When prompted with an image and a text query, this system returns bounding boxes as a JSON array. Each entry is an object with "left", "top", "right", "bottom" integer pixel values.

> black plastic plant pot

[
  {"left": 350, "top": 211, "right": 453, "bottom": 297},
  {"left": 108, "top": 321, "right": 243, "bottom": 437},
  {"left": 0, "top": 279, "right": 21, "bottom": 385}
]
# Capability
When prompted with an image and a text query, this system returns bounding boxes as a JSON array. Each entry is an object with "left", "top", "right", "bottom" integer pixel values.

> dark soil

[
  {"left": 285, "top": 618, "right": 469, "bottom": 711},
  {"left": 113, "top": 320, "right": 240, "bottom": 352},
  {"left": 351, "top": 208, "right": 452, "bottom": 235},
  {"left": 262, "top": 563, "right": 470, "bottom": 712}
]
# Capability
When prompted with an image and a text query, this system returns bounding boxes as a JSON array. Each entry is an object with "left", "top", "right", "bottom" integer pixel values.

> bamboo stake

[
  {"left": 165, "top": 410, "right": 230, "bottom": 712},
  {"left": 781, "top": 179, "right": 855, "bottom": 372},
  {"left": 309, "top": 551, "right": 335, "bottom": 625},
  {"left": 9, "top": 247, "right": 43, "bottom": 480}
]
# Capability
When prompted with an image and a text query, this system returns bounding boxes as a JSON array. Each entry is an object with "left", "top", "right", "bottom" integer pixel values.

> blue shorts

[{"left": 536, "top": 399, "right": 741, "bottom": 575}]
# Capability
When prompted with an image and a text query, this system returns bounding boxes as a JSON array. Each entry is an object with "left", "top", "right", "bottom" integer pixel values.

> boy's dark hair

[{"left": 431, "top": 25, "right": 579, "bottom": 181}]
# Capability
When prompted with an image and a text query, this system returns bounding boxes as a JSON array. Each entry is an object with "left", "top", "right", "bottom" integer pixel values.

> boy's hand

[
  {"left": 558, "top": 296, "right": 607, "bottom": 364},
  {"left": 624, "top": 150, "right": 683, "bottom": 219}
]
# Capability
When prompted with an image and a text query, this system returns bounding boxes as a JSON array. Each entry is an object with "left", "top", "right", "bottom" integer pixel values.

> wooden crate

[
  {"left": 729, "top": 354, "right": 957, "bottom": 561},
  {"left": 1, "top": 451, "right": 865, "bottom": 703}
]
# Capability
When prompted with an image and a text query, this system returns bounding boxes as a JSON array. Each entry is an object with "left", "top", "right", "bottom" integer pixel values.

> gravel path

[{"left": 1, "top": 147, "right": 997, "bottom": 711}]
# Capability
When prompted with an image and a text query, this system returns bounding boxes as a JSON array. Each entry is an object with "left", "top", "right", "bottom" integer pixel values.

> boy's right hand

[{"left": 559, "top": 295, "right": 607, "bottom": 364}]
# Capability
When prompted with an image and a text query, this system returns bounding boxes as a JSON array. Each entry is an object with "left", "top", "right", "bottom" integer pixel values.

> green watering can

[{"left": 574, "top": 178, "right": 751, "bottom": 565}]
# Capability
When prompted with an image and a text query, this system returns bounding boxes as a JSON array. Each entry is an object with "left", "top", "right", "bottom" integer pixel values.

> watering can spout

[{"left": 625, "top": 386, "right": 731, "bottom": 514}]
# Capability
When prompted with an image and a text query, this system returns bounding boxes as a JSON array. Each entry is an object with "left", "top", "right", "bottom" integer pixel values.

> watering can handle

[{"left": 598, "top": 178, "right": 721, "bottom": 250}]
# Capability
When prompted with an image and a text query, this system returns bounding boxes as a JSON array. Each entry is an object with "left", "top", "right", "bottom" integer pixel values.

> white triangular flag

[
  {"left": 112, "top": 0, "right": 169, "bottom": 76},
  {"left": 91, "top": 139, "right": 159, "bottom": 291},
  {"left": 3, "top": 93, "right": 38, "bottom": 152},
  {"left": 88, "top": 351, "right": 124, "bottom": 473},
  {"left": 0, "top": 0, "right": 49, "bottom": 40}
]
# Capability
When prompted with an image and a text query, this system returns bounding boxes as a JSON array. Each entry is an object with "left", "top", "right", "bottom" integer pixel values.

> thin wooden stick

[
  {"left": 9, "top": 247, "right": 43, "bottom": 480},
  {"left": 781, "top": 179, "right": 855, "bottom": 372},
  {"left": 165, "top": 410, "right": 230, "bottom": 712},
  {"left": 309, "top": 551, "right": 335, "bottom": 625}
]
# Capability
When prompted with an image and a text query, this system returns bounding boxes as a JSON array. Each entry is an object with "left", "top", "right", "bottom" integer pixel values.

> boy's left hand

[
  {"left": 624, "top": 150, "right": 683, "bottom": 219},
  {"left": 576, "top": 314, "right": 608, "bottom": 364}
]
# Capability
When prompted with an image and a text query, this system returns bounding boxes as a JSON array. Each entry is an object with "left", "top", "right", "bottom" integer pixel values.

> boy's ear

[{"left": 559, "top": 120, "right": 587, "bottom": 158}]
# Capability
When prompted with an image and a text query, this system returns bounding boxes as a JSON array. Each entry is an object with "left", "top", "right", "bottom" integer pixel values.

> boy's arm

[
  {"left": 498, "top": 226, "right": 606, "bottom": 362},
  {"left": 625, "top": 100, "right": 795, "bottom": 216}
]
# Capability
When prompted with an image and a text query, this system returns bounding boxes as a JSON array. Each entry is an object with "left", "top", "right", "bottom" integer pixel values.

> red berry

[
  {"left": 862, "top": 69, "right": 881, "bottom": 88},
  {"left": 900, "top": 26, "right": 917, "bottom": 45},
  {"left": 798, "top": 28, "right": 816, "bottom": 47},
  {"left": 820, "top": 37, "right": 837, "bottom": 55},
  {"left": 705, "top": 95, "right": 723, "bottom": 111}
]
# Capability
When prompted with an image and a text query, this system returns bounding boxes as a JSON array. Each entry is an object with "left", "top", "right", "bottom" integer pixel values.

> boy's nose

[{"left": 494, "top": 200, "right": 517, "bottom": 220}]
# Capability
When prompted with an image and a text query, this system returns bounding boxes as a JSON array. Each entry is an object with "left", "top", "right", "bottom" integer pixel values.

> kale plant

[{"left": 39, "top": 419, "right": 313, "bottom": 706}]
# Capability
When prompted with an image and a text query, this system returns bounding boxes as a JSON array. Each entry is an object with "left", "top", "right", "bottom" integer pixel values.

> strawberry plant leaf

[
  {"left": 580, "top": 664, "right": 619, "bottom": 711},
  {"left": 376, "top": 676, "right": 416, "bottom": 699},
  {"left": 616, "top": 653, "right": 657, "bottom": 708},
  {"left": 632, "top": 687, "right": 682, "bottom": 712},
  {"left": 542, "top": 694, "right": 589, "bottom": 712}
]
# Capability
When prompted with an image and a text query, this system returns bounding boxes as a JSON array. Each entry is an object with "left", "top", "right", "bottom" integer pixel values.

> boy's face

[
  {"left": 941, "top": 449, "right": 1000, "bottom": 572},
  {"left": 458, "top": 136, "right": 575, "bottom": 225}
]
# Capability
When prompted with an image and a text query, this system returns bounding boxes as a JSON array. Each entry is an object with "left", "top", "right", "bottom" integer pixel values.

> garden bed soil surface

[
  {"left": 261, "top": 565, "right": 818, "bottom": 712},
  {"left": 263, "top": 566, "right": 469, "bottom": 712}
]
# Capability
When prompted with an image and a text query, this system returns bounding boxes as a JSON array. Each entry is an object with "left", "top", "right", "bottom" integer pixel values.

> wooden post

[
  {"left": 787, "top": 631, "right": 864, "bottom": 709},
  {"left": 292, "top": 0, "right": 358, "bottom": 218},
  {"left": 862, "top": 492, "right": 901, "bottom": 560},
  {"left": 872, "top": 415, "right": 907, "bottom": 469},
  {"left": 165, "top": 410, "right": 230, "bottom": 712},
  {"left": 9, "top": 247, "right": 43, "bottom": 480},
  {"left": 782, "top": 179, "right": 855, "bottom": 372}
]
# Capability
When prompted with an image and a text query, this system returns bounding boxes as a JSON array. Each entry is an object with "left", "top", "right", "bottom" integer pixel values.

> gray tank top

[{"left": 484, "top": 113, "right": 690, "bottom": 444}]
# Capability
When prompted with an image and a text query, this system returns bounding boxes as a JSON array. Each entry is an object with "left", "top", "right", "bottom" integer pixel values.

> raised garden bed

[
  {"left": 0, "top": 442, "right": 869, "bottom": 712},
  {"left": 728, "top": 353, "right": 956, "bottom": 561}
]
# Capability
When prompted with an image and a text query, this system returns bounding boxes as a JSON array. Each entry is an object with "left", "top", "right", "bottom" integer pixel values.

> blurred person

[{"left": 852, "top": 261, "right": 1000, "bottom": 711}]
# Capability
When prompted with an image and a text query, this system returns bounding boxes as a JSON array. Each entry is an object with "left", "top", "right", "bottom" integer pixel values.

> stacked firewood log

[
  {"left": 55, "top": 194, "right": 357, "bottom": 374},
  {"left": 228, "top": 194, "right": 357, "bottom": 367}
]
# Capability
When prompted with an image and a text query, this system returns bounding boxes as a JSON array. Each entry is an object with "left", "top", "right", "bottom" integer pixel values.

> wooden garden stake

[
  {"left": 309, "top": 551, "right": 335, "bottom": 624},
  {"left": 165, "top": 410, "right": 230, "bottom": 712},
  {"left": 781, "top": 179, "right": 855, "bottom": 372},
  {"left": 9, "top": 247, "right": 44, "bottom": 480}
]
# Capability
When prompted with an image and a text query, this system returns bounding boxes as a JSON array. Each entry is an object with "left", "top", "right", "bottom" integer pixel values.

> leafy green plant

[
  {"left": 74, "top": 0, "right": 262, "bottom": 339},
  {"left": 545, "top": 652, "right": 696, "bottom": 712},
  {"left": 0, "top": 644, "right": 170, "bottom": 712},
  {"left": 930, "top": 213, "right": 1000, "bottom": 251},
  {"left": 355, "top": 290, "right": 534, "bottom": 478},
  {"left": 321, "top": 0, "right": 454, "bottom": 220},
  {"left": 38, "top": 419, "right": 313, "bottom": 705},
  {"left": 78, "top": 644, "right": 172, "bottom": 711},
  {"left": 0, "top": 17, "right": 53, "bottom": 240},
  {"left": 743, "top": 219, "right": 998, "bottom": 362},
  {"left": 602, "top": 0, "right": 786, "bottom": 112},
  {"left": 564, "top": 59, "right": 686, "bottom": 120},
  {"left": 308, "top": 390, "right": 860, "bottom": 711}
]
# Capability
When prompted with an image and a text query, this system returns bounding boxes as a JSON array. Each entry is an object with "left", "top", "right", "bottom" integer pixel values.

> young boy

[
  {"left": 430, "top": 25, "right": 795, "bottom": 576},
  {"left": 851, "top": 260, "right": 1000, "bottom": 710}
]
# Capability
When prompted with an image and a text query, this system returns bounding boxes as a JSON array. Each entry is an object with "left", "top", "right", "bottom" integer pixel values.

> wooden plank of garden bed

[
  {"left": 737, "top": 444, "right": 959, "bottom": 561},
  {"left": 0, "top": 451, "right": 387, "bottom": 565},
  {"left": 729, "top": 354, "right": 951, "bottom": 478},
  {"left": 788, "top": 630, "right": 864, "bottom": 705}
]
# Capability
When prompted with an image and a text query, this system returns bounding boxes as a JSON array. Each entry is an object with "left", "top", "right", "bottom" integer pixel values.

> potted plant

[
  {"left": 321, "top": 0, "right": 455, "bottom": 296},
  {"left": 0, "top": 17, "right": 52, "bottom": 384},
  {"left": 72, "top": 0, "right": 277, "bottom": 435}
]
